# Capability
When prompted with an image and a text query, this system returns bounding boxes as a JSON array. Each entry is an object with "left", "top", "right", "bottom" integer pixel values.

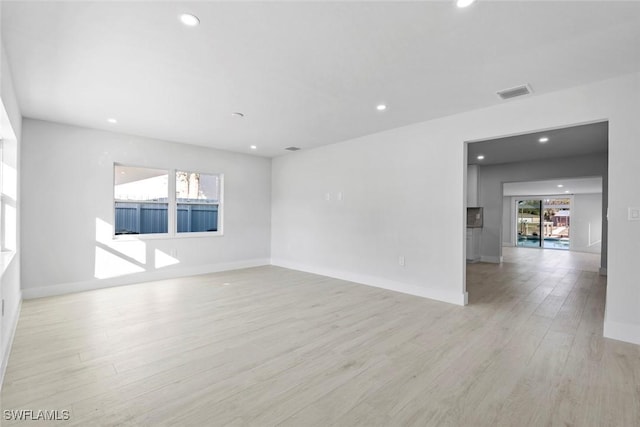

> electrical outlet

[
  {"left": 325, "top": 192, "right": 331, "bottom": 201},
  {"left": 629, "top": 207, "right": 640, "bottom": 221},
  {"left": 399, "top": 256, "right": 405, "bottom": 267}
]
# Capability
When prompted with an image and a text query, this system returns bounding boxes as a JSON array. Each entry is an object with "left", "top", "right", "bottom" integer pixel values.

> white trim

[
  {"left": 271, "top": 259, "right": 468, "bottom": 306},
  {"left": 22, "top": 258, "right": 270, "bottom": 299},
  {"left": 480, "top": 256, "right": 502, "bottom": 264},
  {"left": 604, "top": 319, "right": 640, "bottom": 345},
  {"left": 114, "top": 230, "right": 224, "bottom": 241},
  {"left": 1, "top": 295, "right": 21, "bottom": 391}
]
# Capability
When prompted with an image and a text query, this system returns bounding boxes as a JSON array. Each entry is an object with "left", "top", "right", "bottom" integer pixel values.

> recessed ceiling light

[
  {"left": 250, "top": 145, "right": 257, "bottom": 150},
  {"left": 107, "top": 118, "right": 117, "bottom": 124},
  {"left": 376, "top": 104, "right": 387, "bottom": 111},
  {"left": 477, "top": 155, "right": 485, "bottom": 160},
  {"left": 557, "top": 184, "right": 564, "bottom": 188},
  {"left": 180, "top": 14, "right": 200, "bottom": 27},
  {"left": 231, "top": 112, "right": 245, "bottom": 118},
  {"left": 565, "top": 190, "right": 570, "bottom": 193},
  {"left": 457, "top": 0, "right": 476, "bottom": 8},
  {"left": 539, "top": 137, "right": 549, "bottom": 143}
]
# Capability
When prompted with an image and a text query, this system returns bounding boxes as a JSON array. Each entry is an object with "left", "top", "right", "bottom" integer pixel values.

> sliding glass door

[
  {"left": 516, "top": 198, "right": 570, "bottom": 250},
  {"left": 543, "top": 198, "right": 571, "bottom": 249},
  {"left": 517, "top": 200, "right": 542, "bottom": 248}
]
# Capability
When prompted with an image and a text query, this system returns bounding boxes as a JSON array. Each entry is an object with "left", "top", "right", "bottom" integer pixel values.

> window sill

[
  {"left": 0, "top": 251, "right": 16, "bottom": 279},
  {"left": 113, "top": 232, "right": 224, "bottom": 241}
]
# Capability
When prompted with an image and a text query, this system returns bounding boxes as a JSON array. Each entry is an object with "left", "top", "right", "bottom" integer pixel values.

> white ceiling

[
  {"left": 2, "top": 1, "right": 640, "bottom": 157},
  {"left": 503, "top": 177, "right": 603, "bottom": 197},
  {"left": 467, "top": 121, "right": 608, "bottom": 166}
]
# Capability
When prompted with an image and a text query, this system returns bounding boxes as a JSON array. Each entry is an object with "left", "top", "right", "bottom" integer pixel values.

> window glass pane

[
  {"left": 176, "top": 171, "right": 219, "bottom": 203},
  {"left": 115, "top": 166, "right": 168, "bottom": 201},
  {"left": 1, "top": 138, "right": 19, "bottom": 251},
  {"left": 176, "top": 171, "right": 220, "bottom": 233},
  {"left": 114, "top": 166, "right": 168, "bottom": 235},
  {"left": 177, "top": 204, "right": 219, "bottom": 233}
]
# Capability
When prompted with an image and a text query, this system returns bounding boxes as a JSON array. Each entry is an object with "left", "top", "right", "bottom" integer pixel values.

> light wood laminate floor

[{"left": 2, "top": 248, "right": 639, "bottom": 426}]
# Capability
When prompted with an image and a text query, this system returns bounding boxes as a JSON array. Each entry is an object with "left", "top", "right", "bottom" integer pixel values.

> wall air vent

[
  {"left": 496, "top": 84, "right": 533, "bottom": 100},
  {"left": 285, "top": 146, "right": 301, "bottom": 151}
]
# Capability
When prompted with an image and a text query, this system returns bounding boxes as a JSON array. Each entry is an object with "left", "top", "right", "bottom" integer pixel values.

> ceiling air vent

[
  {"left": 496, "top": 84, "right": 533, "bottom": 100},
  {"left": 285, "top": 146, "right": 301, "bottom": 151}
]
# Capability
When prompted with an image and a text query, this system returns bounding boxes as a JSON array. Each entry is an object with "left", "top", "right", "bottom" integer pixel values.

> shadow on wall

[{"left": 94, "top": 218, "right": 179, "bottom": 279}]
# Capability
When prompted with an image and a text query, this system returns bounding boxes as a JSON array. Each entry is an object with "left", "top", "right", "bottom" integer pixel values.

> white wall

[
  {"left": 0, "top": 37, "right": 23, "bottom": 387},
  {"left": 571, "top": 193, "right": 602, "bottom": 253},
  {"left": 20, "top": 119, "right": 271, "bottom": 298},
  {"left": 272, "top": 72, "right": 640, "bottom": 345},
  {"left": 467, "top": 165, "right": 478, "bottom": 206},
  {"left": 477, "top": 153, "right": 607, "bottom": 263},
  {"left": 466, "top": 165, "right": 481, "bottom": 262},
  {"left": 272, "top": 132, "right": 469, "bottom": 305},
  {"left": 502, "top": 196, "right": 512, "bottom": 246}
]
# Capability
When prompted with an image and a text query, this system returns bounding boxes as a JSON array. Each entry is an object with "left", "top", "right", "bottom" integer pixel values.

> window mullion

[{"left": 168, "top": 169, "right": 177, "bottom": 236}]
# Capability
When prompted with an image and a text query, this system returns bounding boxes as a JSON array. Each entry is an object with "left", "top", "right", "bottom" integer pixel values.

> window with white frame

[
  {"left": 176, "top": 171, "right": 220, "bottom": 233},
  {"left": 114, "top": 166, "right": 169, "bottom": 235},
  {"left": 114, "top": 165, "right": 222, "bottom": 237}
]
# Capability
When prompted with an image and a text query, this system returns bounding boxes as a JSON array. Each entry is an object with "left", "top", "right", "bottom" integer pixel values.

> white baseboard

[
  {"left": 22, "top": 258, "right": 271, "bottom": 299},
  {"left": 480, "top": 256, "right": 503, "bottom": 264},
  {"left": 599, "top": 267, "right": 607, "bottom": 276},
  {"left": 271, "top": 259, "right": 467, "bottom": 306},
  {"left": 1, "top": 294, "right": 22, "bottom": 391},
  {"left": 604, "top": 319, "right": 640, "bottom": 345}
]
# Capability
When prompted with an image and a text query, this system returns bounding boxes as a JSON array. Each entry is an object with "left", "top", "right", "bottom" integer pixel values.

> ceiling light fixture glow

[
  {"left": 376, "top": 104, "right": 387, "bottom": 111},
  {"left": 539, "top": 137, "right": 549, "bottom": 143},
  {"left": 565, "top": 190, "right": 570, "bottom": 193},
  {"left": 557, "top": 184, "right": 564, "bottom": 188},
  {"left": 457, "top": 0, "right": 476, "bottom": 8},
  {"left": 107, "top": 118, "right": 117, "bottom": 124},
  {"left": 250, "top": 145, "right": 257, "bottom": 150},
  {"left": 180, "top": 14, "right": 200, "bottom": 27},
  {"left": 477, "top": 155, "right": 485, "bottom": 160}
]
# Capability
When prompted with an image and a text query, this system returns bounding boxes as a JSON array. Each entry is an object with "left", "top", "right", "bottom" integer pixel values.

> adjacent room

[
  {"left": 1, "top": 1, "right": 640, "bottom": 425},
  {"left": 465, "top": 121, "right": 608, "bottom": 266}
]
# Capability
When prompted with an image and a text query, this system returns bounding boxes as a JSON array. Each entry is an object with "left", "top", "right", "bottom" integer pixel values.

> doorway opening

[{"left": 464, "top": 121, "right": 608, "bottom": 303}]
